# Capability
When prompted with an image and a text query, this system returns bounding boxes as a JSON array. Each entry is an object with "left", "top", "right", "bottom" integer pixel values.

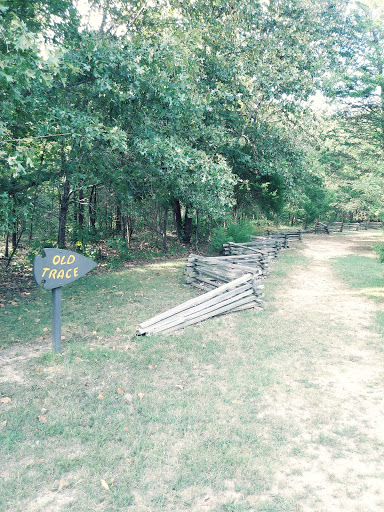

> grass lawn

[
  {"left": 0, "top": 251, "right": 310, "bottom": 512},
  {"left": 2, "top": 237, "right": 384, "bottom": 511},
  {"left": 331, "top": 252, "right": 384, "bottom": 337}
]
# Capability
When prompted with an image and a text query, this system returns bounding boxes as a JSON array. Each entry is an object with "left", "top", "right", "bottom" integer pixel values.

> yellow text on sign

[
  {"left": 41, "top": 254, "right": 79, "bottom": 280},
  {"left": 52, "top": 254, "right": 75, "bottom": 265}
]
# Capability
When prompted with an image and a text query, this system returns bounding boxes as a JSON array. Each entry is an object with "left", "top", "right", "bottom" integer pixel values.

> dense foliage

[
  {"left": 1, "top": 0, "right": 383, "bottom": 264},
  {"left": 321, "top": 0, "right": 384, "bottom": 221}
]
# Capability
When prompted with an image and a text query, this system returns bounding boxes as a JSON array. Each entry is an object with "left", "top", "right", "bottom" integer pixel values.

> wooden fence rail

[
  {"left": 327, "top": 222, "right": 382, "bottom": 232},
  {"left": 137, "top": 223, "right": 382, "bottom": 336},
  {"left": 185, "top": 254, "right": 266, "bottom": 291},
  {"left": 266, "top": 229, "right": 303, "bottom": 242},
  {"left": 137, "top": 273, "right": 263, "bottom": 336}
]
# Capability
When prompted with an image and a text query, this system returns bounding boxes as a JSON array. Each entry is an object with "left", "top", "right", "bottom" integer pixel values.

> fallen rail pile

[{"left": 137, "top": 273, "right": 263, "bottom": 336}]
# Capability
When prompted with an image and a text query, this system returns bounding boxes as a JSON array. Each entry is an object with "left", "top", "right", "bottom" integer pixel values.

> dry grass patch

[{"left": 2, "top": 235, "right": 384, "bottom": 511}]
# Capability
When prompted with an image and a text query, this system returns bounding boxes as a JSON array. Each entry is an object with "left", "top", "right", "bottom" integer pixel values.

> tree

[
  {"left": 170, "top": 0, "right": 349, "bottom": 218},
  {"left": 1, "top": 0, "right": 359, "bottom": 260},
  {"left": 320, "top": 1, "right": 384, "bottom": 220}
]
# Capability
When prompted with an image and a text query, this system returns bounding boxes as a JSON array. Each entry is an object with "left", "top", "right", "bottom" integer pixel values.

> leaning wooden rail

[{"left": 137, "top": 273, "right": 263, "bottom": 336}]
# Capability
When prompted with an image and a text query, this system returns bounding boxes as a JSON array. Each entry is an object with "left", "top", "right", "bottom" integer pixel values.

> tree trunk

[
  {"left": 162, "top": 207, "right": 168, "bottom": 252},
  {"left": 11, "top": 208, "right": 17, "bottom": 249},
  {"left": 29, "top": 188, "right": 38, "bottom": 241},
  {"left": 233, "top": 202, "right": 238, "bottom": 221},
  {"left": 125, "top": 216, "right": 134, "bottom": 246},
  {"left": 12, "top": 230, "right": 17, "bottom": 250},
  {"left": 89, "top": 185, "right": 97, "bottom": 229},
  {"left": 6, "top": 224, "right": 25, "bottom": 267},
  {"left": 195, "top": 209, "right": 199, "bottom": 249},
  {"left": 155, "top": 205, "right": 162, "bottom": 237},
  {"left": 121, "top": 214, "right": 126, "bottom": 240},
  {"left": 29, "top": 221, "right": 33, "bottom": 241},
  {"left": 5, "top": 232, "right": 9, "bottom": 258},
  {"left": 58, "top": 178, "right": 71, "bottom": 248},
  {"left": 183, "top": 207, "right": 193, "bottom": 245},
  {"left": 73, "top": 190, "right": 78, "bottom": 223},
  {"left": 116, "top": 205, "right": 122, "bottom": 234},
  {"left": 78, "top": 188, "right": 84, "bottom": 227},
  {"left": 174, "top": 200, "right": 183, "bottom": 242}
]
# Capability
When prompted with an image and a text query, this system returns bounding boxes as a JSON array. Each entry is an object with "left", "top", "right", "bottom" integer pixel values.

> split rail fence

[
  {"left": 137, "top": 223, "right": 382, "bottom": 336},
  {"left": 322, "top": 221, "right": 382, "bottom": 233},
  {"left": 138, "top": 230, "right": 303, "bottom": 336}
]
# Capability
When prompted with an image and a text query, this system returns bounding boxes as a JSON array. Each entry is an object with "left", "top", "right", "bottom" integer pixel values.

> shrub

[
  {"left": 210, "top": 221, "right": 254, "bottom": 253},
  {"left": 227, "top": 220, "right": 255, "bottom": 243},
  {"left": 374, "top": 243, "right": 384, "bottom": 263},
  {"left": 210, "top": 227, "right": 234, "bottom": 253}
]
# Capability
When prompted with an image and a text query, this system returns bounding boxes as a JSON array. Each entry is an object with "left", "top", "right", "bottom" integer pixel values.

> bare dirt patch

[
  {"left": 254, "top": 233, "right": 384, "bottom": 511},
  {"left": 0, "top": 340, "right": 50, "bottom": 384}
]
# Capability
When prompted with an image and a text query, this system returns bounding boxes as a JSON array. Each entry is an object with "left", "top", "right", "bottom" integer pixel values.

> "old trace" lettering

[{"left": 42, "top": 254, "right": 79, "bottom": 280}]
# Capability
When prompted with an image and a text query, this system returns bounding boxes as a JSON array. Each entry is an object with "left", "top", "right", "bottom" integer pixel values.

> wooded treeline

[{"left": 1, "top": 0, "right": 384, "bottom": 263}]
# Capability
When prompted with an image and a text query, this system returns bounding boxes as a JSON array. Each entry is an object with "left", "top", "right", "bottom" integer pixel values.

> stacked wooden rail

[
  {"left": 311, "top": 222, "right": 329, "bottom": 234},
  {"left": 327, "top": 222, "right": 343, "bottom": 233},
  {"left": 313, "top": 225, "right": 329, "bottom": 234},
  {"left": 327, "top": 222, "right": 382, "bottom": 232},
  {"left": 251, "top": 235, "right": 286, "bottom": 250},
  {"left": 138, "top": 230, "right": 303, "bottom": 336},
  {"left": 343, "top": 222, "right": 360, "bottom": 231},
  {"left": 265, "top": 234, "right": 290, "bottom": 247},
  {"left": 185, "top": 254, "right": 266, "bottom": 291},
  {"left": 137, "top": 221, "right": 384, "bottom": 336},
  {"left": 367, "top": 221, "right": 382, "bottom": 229},
  {"left": 266, "top": 229, "right": 303, "bottom": 242},
  {"left": 223, "top": 241, "right": 281, "bottom": 260},
  {"left": 137, "top": 273, "right": 263, "bottom": 336}
]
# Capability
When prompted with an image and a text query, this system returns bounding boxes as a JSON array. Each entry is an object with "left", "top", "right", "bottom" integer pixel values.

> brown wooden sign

[{"left": 33, "top": 248, "right": 96, "bottom": 290}]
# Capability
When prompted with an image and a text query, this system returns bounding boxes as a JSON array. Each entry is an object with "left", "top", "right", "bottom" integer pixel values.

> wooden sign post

[{"left": 33, "top": 249, "right": 97, "bottom": 353}]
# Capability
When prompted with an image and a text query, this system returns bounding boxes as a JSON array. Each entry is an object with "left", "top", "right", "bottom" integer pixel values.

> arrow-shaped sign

[
  {"left": 33, "top": 249, "right": 97, "bottom": 354},
  {"left": 33, "top": 248, "right": 96, "bottom": 290}
]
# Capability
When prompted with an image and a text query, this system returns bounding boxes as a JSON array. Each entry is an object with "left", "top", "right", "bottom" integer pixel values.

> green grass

[
  {"left": 0, "top": 249, "right": 312, "bottom": 511},
  {"left": 331, "top": 254, "right": 384, "bottom": 299},
  {"left": 261, "top": 248, "right": 310, "bottom": 301},
  {"left": 0, "top": 260, "right": 194, "bottom": 348},
  {"left": 331, "top": 253, "right": 384, "bottom": 343},
  {"left": 4, "top": 244, "right": 377, "bottom": 511}
]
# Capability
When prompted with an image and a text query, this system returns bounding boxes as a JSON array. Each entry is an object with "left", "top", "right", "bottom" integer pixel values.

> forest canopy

[{"left": 1, "top": 0, "right": 383, "bottom": 262}]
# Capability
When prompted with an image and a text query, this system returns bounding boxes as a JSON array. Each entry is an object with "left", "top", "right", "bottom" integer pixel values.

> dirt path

[{"left": 255, "top": 233, "right": 384, "bottom": 511}]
